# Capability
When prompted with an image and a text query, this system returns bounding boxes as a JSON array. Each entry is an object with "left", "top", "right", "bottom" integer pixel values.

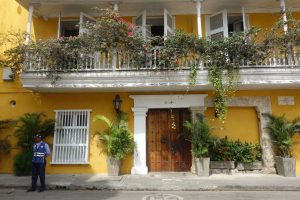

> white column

[
  {"left": 195, "top": 0, "right": 203, "bottom": 38},
  {"left": 279, "top": 0, "right": 288, "bottom": 33},
  {"left": 25, "top": 5, "right": 34, "bottom": 45},
  {"left": 114, "top": 3, "right": 119, "bottom": 11},
  {"left": 131, "top": 107, "right": 149, "bottom": 175},
  {"left": 242, "top": 7, "right": 248, "bottom": 32},
  {"left": 57, "top": 12, "right": 61, "bottom": 39}
]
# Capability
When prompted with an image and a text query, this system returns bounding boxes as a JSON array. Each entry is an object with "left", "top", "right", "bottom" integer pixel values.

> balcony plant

[
  {"left": 93, "top": 111, "right": 135, "bottom": 176},
  {"left": 184, "top": 113, "right": 214, "bottom": 176},
  {"left": 264, "top": 11, "right": 300, "bottom": 66},
  {"left": 14, "top": 113, "right": 54, "bottom": 176},
  {"left": 264, "top": 113, "right": 300, "bottom": 177}
]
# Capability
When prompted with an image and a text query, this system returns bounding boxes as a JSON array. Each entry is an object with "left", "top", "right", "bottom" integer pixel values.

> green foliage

[
  {"left": 209, "top": 137, "right": 262, "bottom": 163},
  {"left": 205, "top": 29, "right": 268, "bottom": 123},
  {"left": 0, "top": 31, "right": 27, "bottom": 73},
  {"left": 13, "top": 113, "right": 54, "bottom": 176},
  {"left": 184, "top": 113, "right": 214, "bottom": 158},
  {"left": 155, "top": 30, "right": 205, "bottom": 70},
  {"left": 264, "top": 113, "right": 300, "bottom": 158},
  {"left": 13, "top": 151, "right": 32, "bottom": 176},
  {"left": 264, "top": 11, "right": 300, "bottom": 65},
  {"left": 93, "top": 111, "right": 135, "bottom": 160},
  {"left": 0, "top": 136, "right": 12, "bottom": 154},
  {"left": 14, "top": 113, "right": 55, "bottom": 151},
  {"left": 0, "top": 120, "right": 15, "bottom": 154}
]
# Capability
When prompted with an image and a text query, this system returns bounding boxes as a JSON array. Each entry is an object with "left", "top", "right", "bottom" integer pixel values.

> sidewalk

[{"left": 0, "top": 173, "right": 299, "bottom": 191}]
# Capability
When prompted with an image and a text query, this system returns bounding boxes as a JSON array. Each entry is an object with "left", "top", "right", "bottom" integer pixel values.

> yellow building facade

[{"left": 1, "top": 0, "right": 300, "bottom": 175}]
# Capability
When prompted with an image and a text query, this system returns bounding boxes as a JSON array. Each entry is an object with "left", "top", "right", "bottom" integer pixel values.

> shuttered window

[{"left": 52, "top": 110, "right": 91, "bottom": 164}]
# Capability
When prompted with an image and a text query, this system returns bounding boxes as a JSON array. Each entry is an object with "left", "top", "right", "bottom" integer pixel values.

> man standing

[{"left": 27, "top": 134, "right": 51, "bottom": 192}]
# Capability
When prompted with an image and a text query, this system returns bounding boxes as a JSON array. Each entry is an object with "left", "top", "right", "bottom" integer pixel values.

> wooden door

[{"left": 147, "top": 108, "right": 191, "bottom": 172}]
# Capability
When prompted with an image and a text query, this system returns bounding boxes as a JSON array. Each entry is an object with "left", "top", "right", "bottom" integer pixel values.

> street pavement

[
  {"left": 0, "top": 189, "right": 300, "bottom": 200},
  {"left": 1, "top": 173, "right": 300, "bottom": 191}
]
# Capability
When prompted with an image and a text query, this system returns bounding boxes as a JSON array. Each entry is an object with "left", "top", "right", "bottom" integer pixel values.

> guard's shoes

[
  {"left": 27, "top": 188, "right": 36, "bottom": 192},
  {"left": 38, "top": 188, "right": 45, "bottom": 192}
]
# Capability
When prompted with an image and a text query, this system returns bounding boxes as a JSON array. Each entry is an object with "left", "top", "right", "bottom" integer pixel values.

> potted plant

[
  {"left": 94, "top": 111, "right": 135, "bottom": 176},
  {"left": 264, "top": 114, "right": 300, "bottom": 177},
  {"left": 184, "top": 113, "right": 213, "bottom": 176},
  {"left": 209, "top": 137, "right": 236, "bottom": 173}
]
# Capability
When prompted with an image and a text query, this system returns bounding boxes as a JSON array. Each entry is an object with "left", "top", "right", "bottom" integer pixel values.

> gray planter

[
  {"left": 237, "top": 161, "right": 263, "bottom": 171},
  {"left": 195, "top": 157, "right": 210, "bottom": 177},
  {"left": 210, "top": 161, "right": 235, "bottom": 169},
  {"left": 275, "top": 156, "right": 296, "bottom": 177},
  {"left": 107, "top": 157, "right": 121, "bottom": 176}
]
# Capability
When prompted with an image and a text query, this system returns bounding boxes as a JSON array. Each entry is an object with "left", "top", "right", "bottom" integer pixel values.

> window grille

[{"left": 52, "top": 110, "right": 91, "bottom": 164}]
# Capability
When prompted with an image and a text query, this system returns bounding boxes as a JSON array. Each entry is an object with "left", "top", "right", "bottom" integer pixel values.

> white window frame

[
  {"left": 164, "top": 8, "right": 174, "bottom": 37},
  {"left": 206, "top": 9, "right": 229, "bottom": 39},
  {"left": 79, "top": 12, "right": 96, "bottom": 34},
  {"left": 51, "top": 109, "right": 91, "bottom": 165}
]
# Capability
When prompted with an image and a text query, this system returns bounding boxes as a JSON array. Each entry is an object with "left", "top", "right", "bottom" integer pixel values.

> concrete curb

[{"left": 1, "top": 184, "right": 300, "bottom": 191}]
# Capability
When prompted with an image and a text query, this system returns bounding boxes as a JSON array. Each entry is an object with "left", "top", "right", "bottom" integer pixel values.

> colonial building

[{"left": 0, "top": 0, "right": 300, "bottom": 175}]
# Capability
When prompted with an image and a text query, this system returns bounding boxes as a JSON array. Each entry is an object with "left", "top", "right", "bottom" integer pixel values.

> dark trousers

[{"left": 31, "top": 162, "right": 46, "bottom": 189}]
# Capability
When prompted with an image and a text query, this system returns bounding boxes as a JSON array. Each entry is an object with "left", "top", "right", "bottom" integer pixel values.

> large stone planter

[
  {"left": 210, "top": 161, "right": 235, "bottom": 169},
  {"left": 275, "top": 156, "right": 296, "bottom": 177},
  {"left": 107, "top": 157, "right": 121, "bottom": 176},
  {"left": 195, "top": 157, "right": 210, "bottom": 177},
  {"left": 236, "top": 161, "right": 263, "bottom": 171}
]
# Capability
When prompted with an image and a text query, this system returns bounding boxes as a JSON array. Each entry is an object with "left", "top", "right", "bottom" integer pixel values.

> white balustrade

[{"left": 24, "top": 47, "right": 300, "bottom": 72}]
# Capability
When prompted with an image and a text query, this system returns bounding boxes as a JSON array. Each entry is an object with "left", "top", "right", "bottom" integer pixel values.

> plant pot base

[
  {"left": 107, "top": 157, "right": 120, "bottom": 176},
  {"left": 275, "top": 156, "right": 296, "bottom": 177},
  {"left": 195, "top": 157, "right": 210, "bottom": 177}
]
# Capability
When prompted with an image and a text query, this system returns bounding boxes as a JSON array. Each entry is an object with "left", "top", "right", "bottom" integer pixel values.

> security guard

[{"left": 27, "top": 134, "right": 50, "bottom": 192}]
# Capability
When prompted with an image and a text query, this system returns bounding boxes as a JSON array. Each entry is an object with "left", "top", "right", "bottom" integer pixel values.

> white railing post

[{"left": 112, "top": 48, "right": 117, "bottom": 71}]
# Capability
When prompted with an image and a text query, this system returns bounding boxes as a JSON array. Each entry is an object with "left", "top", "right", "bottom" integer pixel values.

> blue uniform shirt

[{"left": 33, "top": 141, "right": 51, "bottom": 157}]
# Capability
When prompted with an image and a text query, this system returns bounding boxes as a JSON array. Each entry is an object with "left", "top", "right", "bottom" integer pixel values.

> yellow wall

[
  {"left": 205, "top": 107, "right": 260, "bottom": 144},
  {"left": 175, "top": 15, "right": 206, "bottom": 36},
  {"left": 1, "top": 90, "right": 300, "bottom": 175}
]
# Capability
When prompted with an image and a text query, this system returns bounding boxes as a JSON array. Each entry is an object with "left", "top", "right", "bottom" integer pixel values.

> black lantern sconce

[{"left": 113, "top": 95, "right": 122, "bottom": 113}]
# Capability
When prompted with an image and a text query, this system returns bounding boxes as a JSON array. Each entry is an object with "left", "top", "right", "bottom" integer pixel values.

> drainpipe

[
  {"left": 25, "top": 5, "right": 34, "bottom": 45},
  {"left": 194, "top": 0, "right": 203, "bottom": 38}
]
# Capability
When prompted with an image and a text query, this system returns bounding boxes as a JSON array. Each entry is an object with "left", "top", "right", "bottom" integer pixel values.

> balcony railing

[{"left": 24, "top": 47, "right": 300, "bottom": 73}]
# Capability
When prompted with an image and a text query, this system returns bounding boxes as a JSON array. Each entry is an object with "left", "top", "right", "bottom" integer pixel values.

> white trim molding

[
  {"left": 130, "top": 94, "right": 207, "bottom": 175},
  {"left": 20, "top": 67, "right": 300, "bottom": 92}
]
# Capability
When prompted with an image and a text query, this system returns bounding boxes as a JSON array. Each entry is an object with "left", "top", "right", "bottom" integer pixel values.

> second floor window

[{"left": 60, "top": 20, "right": 79, "bottom": 37}]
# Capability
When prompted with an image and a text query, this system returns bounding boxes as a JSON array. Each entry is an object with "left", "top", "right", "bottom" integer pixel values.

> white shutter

[
  {"left": 52, "top": 110, "right": 91, "bottom": 164},
  {"left": 164, "top": 8, "right": 174, "bottom": 37},
  {"left": 79, "top": 12, "right": 96, "bottom": 34},
  {"left": 135, "top": 10, "right": 147, "bottom": 38},
  {"left": 206, "top": 9, "right": 228, "bottom": 39}
]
